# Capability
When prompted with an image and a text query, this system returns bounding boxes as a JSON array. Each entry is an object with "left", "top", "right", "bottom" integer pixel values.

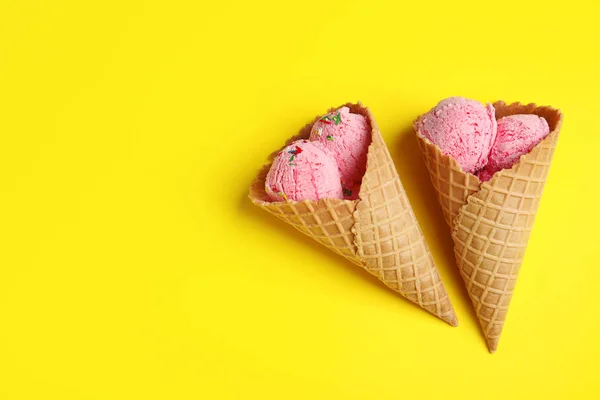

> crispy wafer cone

[
  {"left": 416, "top": 101, "right": 563, "bottom": 351},
  {"left": 249, "top": 103, "right": 458, "bottom": 326}
]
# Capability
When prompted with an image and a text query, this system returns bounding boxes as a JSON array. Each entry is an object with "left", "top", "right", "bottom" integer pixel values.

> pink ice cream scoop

[
  {"left": 477, "top": 114, "right": 550, "bottom": 182},
  {"left": 414, "top": 97, "right": 497, "bottom": 174},
  {"left": 265, "top": 140, "right": 344, "bottom": 202},
  {"left": 309, "top": 107, "right": 371, "bottom": 199}
]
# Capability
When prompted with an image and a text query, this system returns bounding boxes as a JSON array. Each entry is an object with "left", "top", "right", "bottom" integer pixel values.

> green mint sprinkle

[
  {"left": 326, "top": 135, "right": 334, "bottom": 141},
  {"left": 343, "top": 189, "right": 352, "bottom": 197},
  {"left": 333, "top": 112, "right": 341, "bottom": 125}
]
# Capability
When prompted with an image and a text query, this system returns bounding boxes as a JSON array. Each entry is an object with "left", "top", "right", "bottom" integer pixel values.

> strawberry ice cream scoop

[
  {"left": 477, "top": 114, "right": 550, "bottom": 182},
  {"left": 309, "top": 107, "right": 371, "bottom": 199},
  {"left": 265, "top": 140, "right": 343, "bottom": 202},
  {"left": 414, "top": 97, "right": 497, "bottom": 174}
]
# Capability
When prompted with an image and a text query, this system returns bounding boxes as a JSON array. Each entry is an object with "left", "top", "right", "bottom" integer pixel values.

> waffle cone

[
  {"left": 416, "top": 101, "right": 564, "bottom": 351},
  {"left": 249, "top": 103, "right": 458, "bottom": 326}
]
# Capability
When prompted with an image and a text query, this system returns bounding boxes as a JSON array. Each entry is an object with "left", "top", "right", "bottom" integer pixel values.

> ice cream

[
  {"left": 476, "top": 114, "right": 550, "bottom": 182},
  {"left": 252, "top": 103, "right": 460, "bottom": 326},
  {"left": 265, "top": 140, "right": 343, "bottom": 202},
  {"left": 309, "top": 107, "right": 371, "bottom": 199},
  {"left": 414, "top": 97, "right": 497, "bottom": 174},
  {"left": 476, "top": 167, "right": 494, "bottom": 183},
  {"left": 415, "top": 100, "right": 563, "bottom": 351}
]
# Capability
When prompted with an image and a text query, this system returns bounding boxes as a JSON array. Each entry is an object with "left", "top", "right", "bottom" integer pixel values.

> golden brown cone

[
  {"left": 416, "top": 101, "right": 563, "bottom": 351},
  {"left": 249, "top": 103, "right": 458, "bottom": 326}
]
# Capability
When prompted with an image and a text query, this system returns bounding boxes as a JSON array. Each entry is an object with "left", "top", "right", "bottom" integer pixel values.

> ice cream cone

[
  {"left": 416, "top": 101, "right": 563, "bottom": 351},
  {"left": 250, "top": 103, "right": 458, "bottom": 326}
]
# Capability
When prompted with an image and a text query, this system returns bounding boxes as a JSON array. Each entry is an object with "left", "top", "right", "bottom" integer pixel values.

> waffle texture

[
  {"left": 250, "top": 103, "right": 458, "bottom": 326},
  {"left": 416, "top": 101, "right": 563, "bottom": 351}
]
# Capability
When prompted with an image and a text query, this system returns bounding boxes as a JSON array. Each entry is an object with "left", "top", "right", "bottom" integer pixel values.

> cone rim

[
  {"left": 414, "top": 100, "right": 564, "bottom": 230},
  {"left": 452, "top": 101, "right": 563, "bottom": 232}
]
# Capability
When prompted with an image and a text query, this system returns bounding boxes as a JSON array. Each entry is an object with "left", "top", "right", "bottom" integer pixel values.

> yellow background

[{"left": 1, "top": 0, "right": 599, "bottom": 399}]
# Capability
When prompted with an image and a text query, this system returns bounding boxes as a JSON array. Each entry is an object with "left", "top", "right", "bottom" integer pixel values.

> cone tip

[
  {"left": 487, "top": 339, "right": 499, "bottom": 353},
  {"left": 443, "top": 313, "right": 459, "bottom": 327}
]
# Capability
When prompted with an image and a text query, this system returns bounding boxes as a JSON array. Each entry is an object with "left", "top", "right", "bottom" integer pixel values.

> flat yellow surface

[{"left": 1, "top": 1, "right": 599, "bottom": 399}]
